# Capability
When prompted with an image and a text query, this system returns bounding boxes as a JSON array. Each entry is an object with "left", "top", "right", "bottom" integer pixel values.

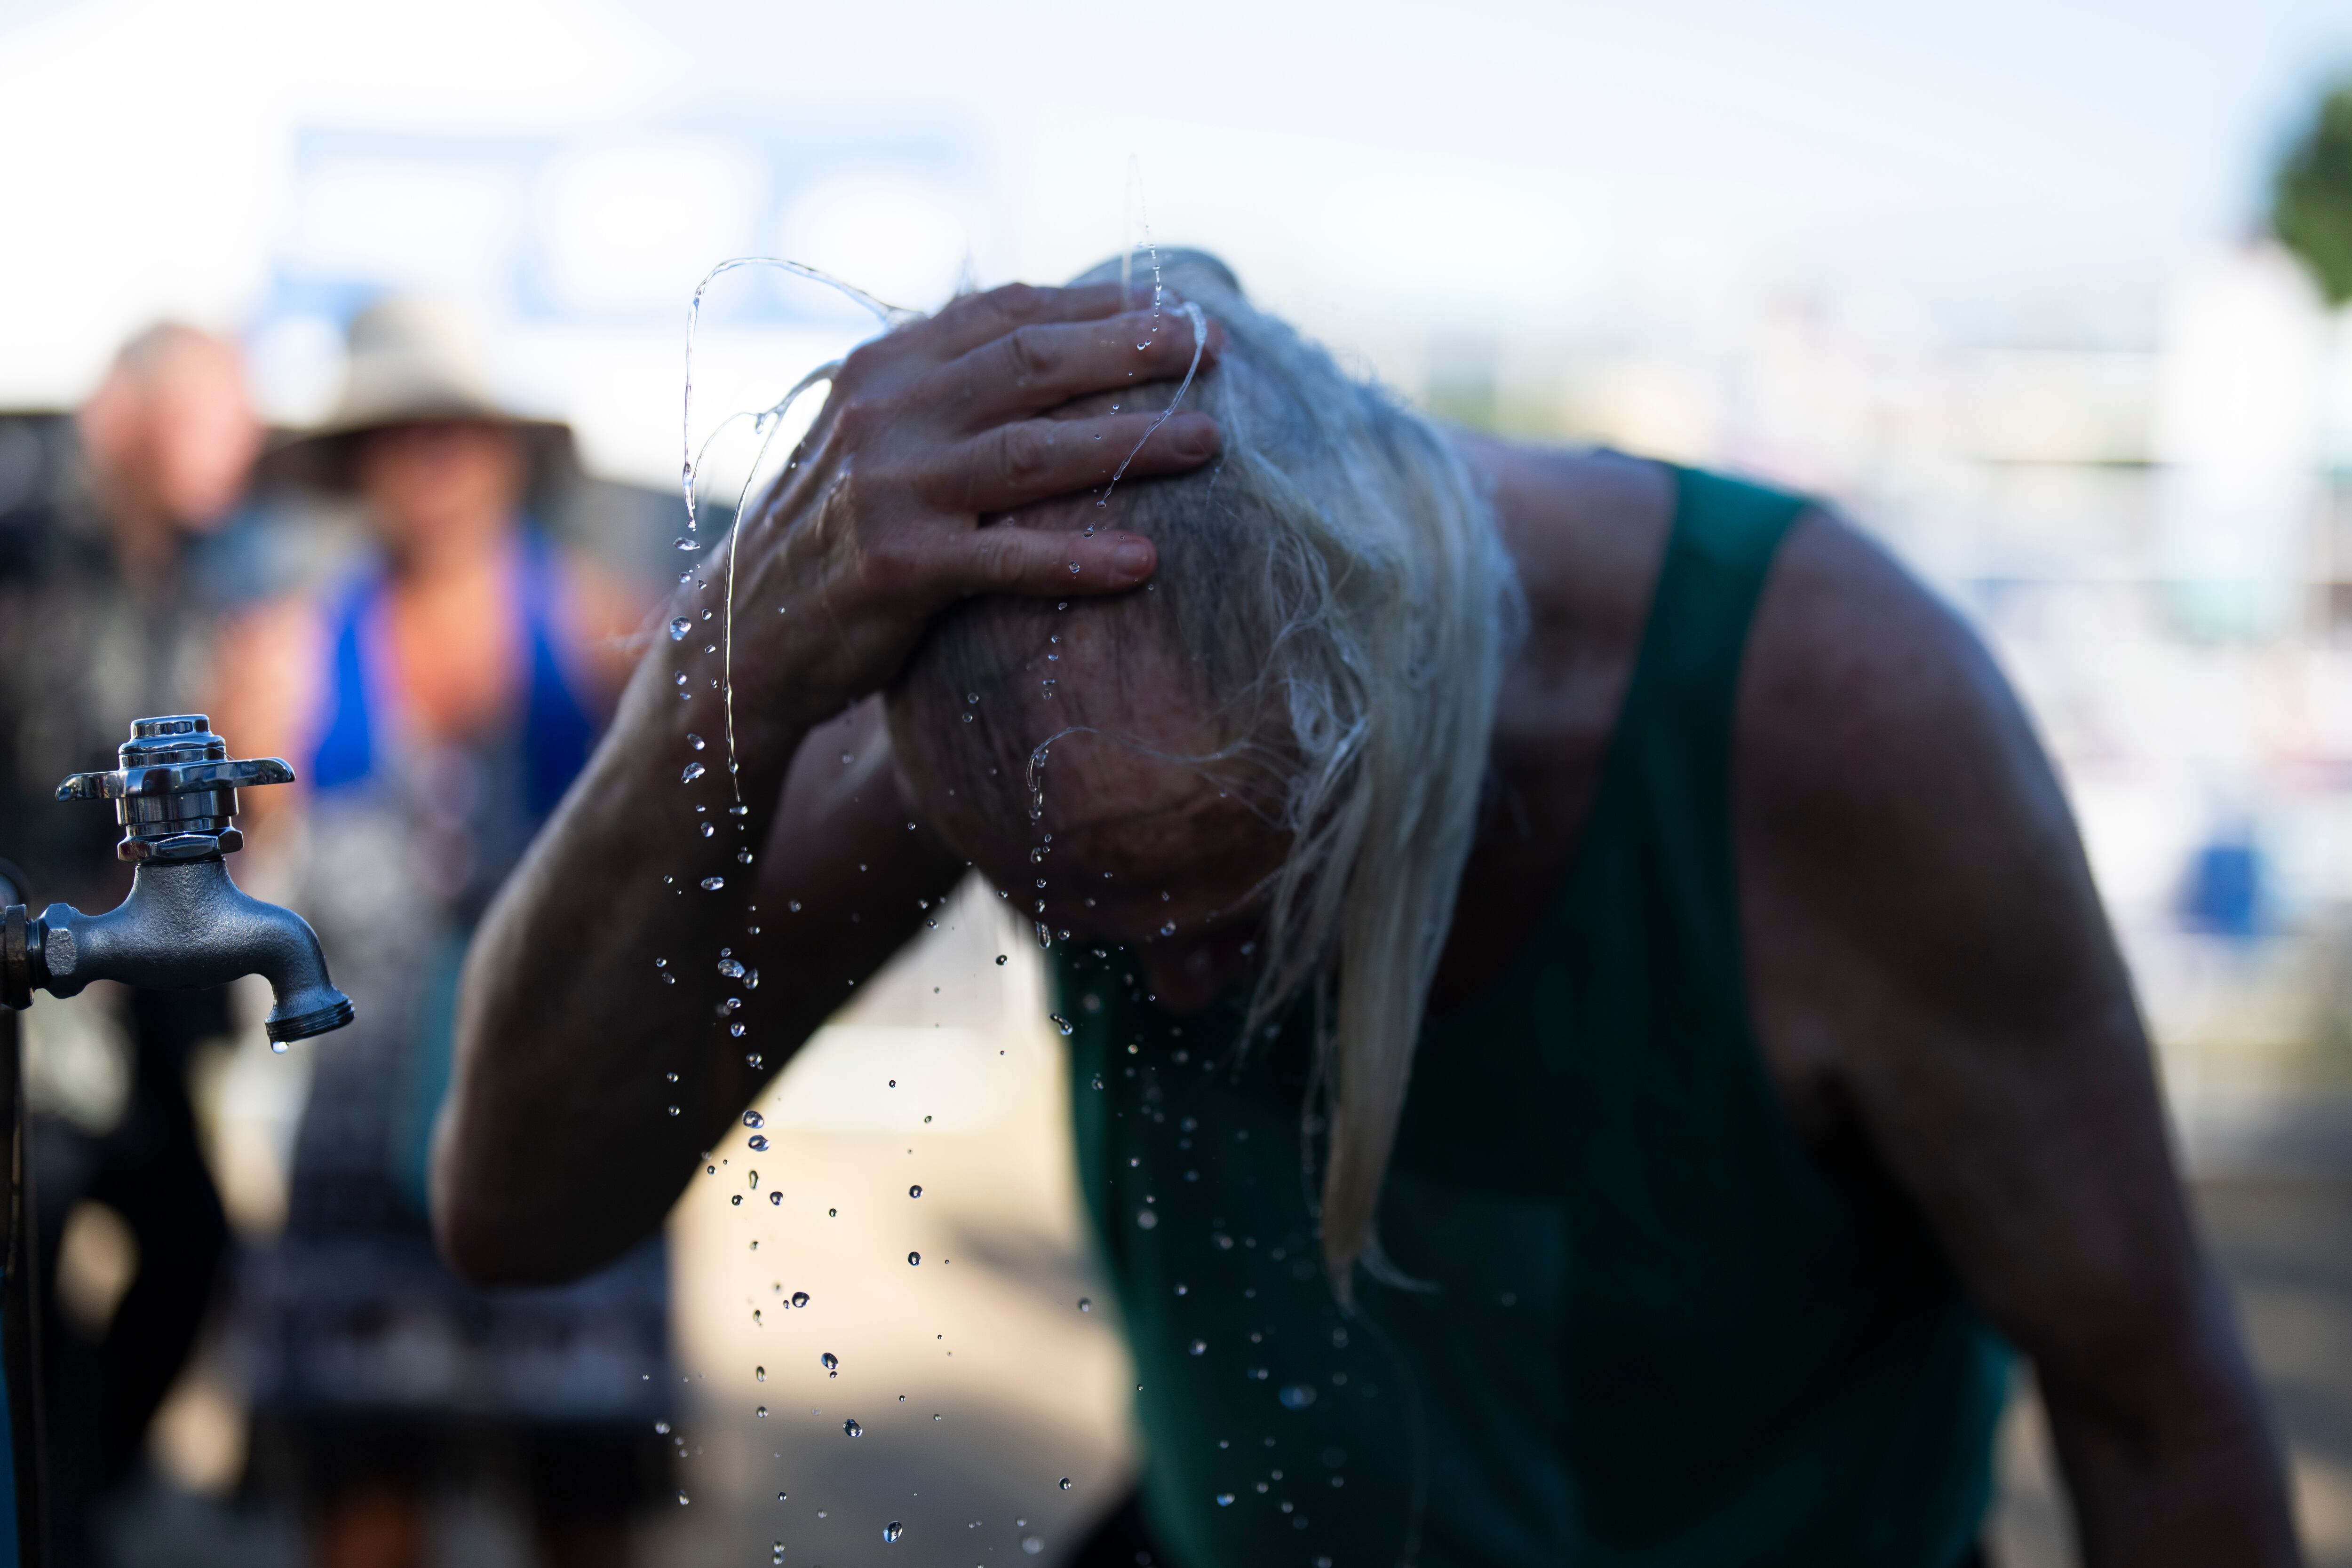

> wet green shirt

[{"left": 1055, "top": 468, "right": 2008, "bottom": 1568}]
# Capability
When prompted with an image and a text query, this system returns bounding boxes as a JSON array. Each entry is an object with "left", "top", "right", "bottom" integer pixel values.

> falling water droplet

[
  {"left": 700, "top": 822, "right": 716, "bottom": 838},
  {"left": 844, "top": 1418, "right": 863, "bottom": 1437},
  {"left": 995, "top": 954, "right": 1008, "bottom": 966},
  {"left": 883, "top": 1520, "right": 904, "bottom": 1543},
  {"left": 1190, "top": 1339, "right": 1208, "bottom": 1356},
  {"left": 769, "top": 1190, "right": 782, "bottom": 1204},
  {"left": 721, "top": 958, "right": 747, "bottom": 980},
  {"left": 755, "top": 1404, "right": 768, "bottom": 1418},
  {"left": 1048, "top": 1014, "right": 1074, "bottom": 1037},
  {"left": 755, "top": 1365, "right": 766, "bottom": 1381},
  {"left": 748, "top": 1134, "right": 769, "bottom": 1150},
  {"left": 1077, "top": 1298, "right": 1091, "bottom": 1313},
  {"left": 1216, "top": 1493, "right": 1235, "bottom": 1507},
  {"left": 701, "top": 876, "right": 725, "bottom": 891},
  {"left": 1059, "top": 1477, "right": 1073, "bottom": 1491},
  {"left": 743, "top": 1109, "right": 763, "bottom": 1127},
  {"left": 682, "top": 761, "right": 705, "bottom": 782},
  {"left": 792, "top": 1291, "right": 810, "bottom": 1308},
  {"left": 821, "top": 1352, "right": 839, "bottom": 1374},
  {"left": 908, "top": 1184, "right": 922, "bottom": 1198},
  {"left": 669, "top": 617, "right": 691, "bottom": 641},
  {"left": 1280, "top": 1384, "right": 1319, "bottom": 1410},
  {"left": 1023, "top": 1537, "right": 1044, "bottom": 1555},
  {"left": 907, "top": 1251, "right": 921, "bottom": 1266}
]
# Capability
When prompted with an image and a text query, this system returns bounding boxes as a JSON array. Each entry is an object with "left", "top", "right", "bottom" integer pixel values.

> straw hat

[{"left": 266, "top": 296, "right": 572, "bottom": 490}]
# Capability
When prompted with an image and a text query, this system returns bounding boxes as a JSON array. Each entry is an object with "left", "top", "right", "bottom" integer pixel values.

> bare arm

[
  {"left": 1738, "top": 514, "right": 2298, "bottom": 1565},
  {"left": 433, "top": 284, "right": 1222, "bottom": 1284}
]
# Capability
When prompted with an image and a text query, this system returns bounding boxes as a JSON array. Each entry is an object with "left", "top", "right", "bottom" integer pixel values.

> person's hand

[{"left": 707, "top": 282, "right": 1223, "bottom": 735}]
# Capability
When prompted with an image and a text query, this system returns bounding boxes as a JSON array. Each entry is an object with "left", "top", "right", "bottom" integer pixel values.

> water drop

[
  {"left": 883, "top": 1521, "right": 904, "bottom": 1544},
  {"left": 749, "top": 1134, "right": 769, "bottom": 1150},
  {"left": 1078, "top": 1297, "right": 1091, "bottom": 1312},
  {"left": 995, "top": 954, "right": 1008, "bottom": 966},
  {"left": 1190, "top": 1339, "right": 1208, "bottom": 1356},
  {"left": 1216, "top": 1494, "right": 1235, "bottom": 1507},
  {"left": 755, "top": 1404, "right": 767, "bottom": 1418},
  {"left": 738, "top": 848, "right": 754, "bottom": 864},
  {"left": 721, "top": 958, "right": 747, "bottom": 980},
  {"left": 770, "top": 1190, "right": 782, "bottom": 1204},
  {"left": 675, "top": 672, "right": 689, "bottom": 687},
  {"left": 669, "top": 617, "right": 691, "bottom": 641},
  {"left": 821, "top": 1352, "right": 839, "bottom": 1375},
  {"left": 1136, "top": 1210, "right": 1158, "bottom": 1230},
  {"left": 909, "top": 1184, "right": 922, "bottom": 1198},
  {"left": 731, "top": 1022, "right": 747, "bottom": 1036},
  {"left": 1280, "top": 1385, "right": 1318, "bottom": 1410},
  {"left": 700, "top": 822, "right": 715, "bottom": 838},
  {"left": 907, "top": 1251, "right": 921, "bottom": 1266},
  {"left": 676, "top": 538, "right": 701, "bottom": 552},
  {"left": 1048, "top": 1014, "right": 1074, "bottom": 1037},
  {"left": 682, "top": 761, "right": 705, "bottom": 782},
  {"left": 1023, "top": 1539, "right": 1043, "bottom": 1555},
  {"left": 687, "top": 732, "right": 705, "bottom": 750},
  {"left": 792, "top": 1291, "right": 810, "bottom": 1308},
  {"left": 844, "top": 1418, "right": 863, "bottom": 1437},
  {"left": 1159, "top": 922, "right": 1176, "bottom": 937},
  {"left": 701, "top": 876, "right": 725, "bottom": 891},
  {"left": 743, "top": 1109, "right": 764, "bottom": 1127},
  {"left": 678, "top": 1491, "right": 691, "bottom": 1505},
  {"left": 756, "top": 1365, "right": 766, "bottom": 1381},
  {"left": 1059, "top": 1478, "right": 1073, "bottom": 1491}
]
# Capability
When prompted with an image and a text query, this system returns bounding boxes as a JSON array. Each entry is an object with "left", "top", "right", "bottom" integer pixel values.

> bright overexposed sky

[{"left": 2, "top": 0, "right": 2348, "bottom": 474}]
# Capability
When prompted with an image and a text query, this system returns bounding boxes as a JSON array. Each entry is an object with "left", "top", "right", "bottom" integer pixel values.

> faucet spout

[{"left": 25, "top": 859, "right": 353, "bottom": 1043}]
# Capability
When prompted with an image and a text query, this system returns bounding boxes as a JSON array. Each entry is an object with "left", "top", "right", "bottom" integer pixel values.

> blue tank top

[{"left": 309, "top": 527, "right": 595, "bottom": 819}]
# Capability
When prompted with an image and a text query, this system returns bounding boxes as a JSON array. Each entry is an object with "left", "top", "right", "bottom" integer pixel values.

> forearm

[
  {"left": 435, "top": 606, "right": 811, "bottom": 1282},
  {"left": 2044, "top": 1284, "right": 2299, "bottom": 1567}
]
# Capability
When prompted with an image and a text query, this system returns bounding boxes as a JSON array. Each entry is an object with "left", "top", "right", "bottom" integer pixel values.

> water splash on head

[{"left": 678, "top": 259, "right": 919, "bottom": 828}]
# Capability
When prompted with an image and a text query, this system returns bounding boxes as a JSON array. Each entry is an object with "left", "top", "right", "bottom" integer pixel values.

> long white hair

[{"left": 921, "top": 253, "right": 1518, "bottom": 1292}]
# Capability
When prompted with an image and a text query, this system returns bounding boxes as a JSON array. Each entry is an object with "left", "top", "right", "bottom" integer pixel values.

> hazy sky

[{"left": 2, "top": 0, "right": 2349, "bottom": 408}]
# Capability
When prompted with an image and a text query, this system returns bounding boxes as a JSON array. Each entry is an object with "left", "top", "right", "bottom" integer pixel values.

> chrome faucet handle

[{"left": 55, "top": 714, "right": 296, "bottom": 863}]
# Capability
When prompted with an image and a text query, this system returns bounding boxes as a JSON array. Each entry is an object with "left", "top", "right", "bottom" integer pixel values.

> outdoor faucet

[{"left": 0, "top": 715, "right": 353, "bottom": 1045}]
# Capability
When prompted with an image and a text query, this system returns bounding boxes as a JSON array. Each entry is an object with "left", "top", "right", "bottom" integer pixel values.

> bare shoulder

[{"left": 1734, "top": 508, "right": 2129, "bottom": 1133}]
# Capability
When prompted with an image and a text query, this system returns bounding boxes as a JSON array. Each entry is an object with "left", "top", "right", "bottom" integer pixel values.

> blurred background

[{"left": 7, "top": 0, "right": 2352, "bottom": 1562}]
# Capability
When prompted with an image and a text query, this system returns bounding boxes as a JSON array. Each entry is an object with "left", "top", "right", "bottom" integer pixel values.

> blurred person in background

[
  {"left": 444, "top": 260, "right": 2299, "bottom": 1567},
  {"left": 0, "top": 323, "right": 265, "bottom": 1567},
  {"left": 214, "top": 297, "right": 661, "bottom": 1568}
]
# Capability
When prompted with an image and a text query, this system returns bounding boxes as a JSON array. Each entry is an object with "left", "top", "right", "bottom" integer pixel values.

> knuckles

[
  {"left": 995, "top": 422, "right": 1054, "bottom": 486},
  {"left": 1003, "top": 324, "right": 1062, "bottom": 383}
]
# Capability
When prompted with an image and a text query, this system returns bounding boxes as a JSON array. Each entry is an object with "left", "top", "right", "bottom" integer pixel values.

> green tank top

[{"left": 1054, "top": 467, "right": 2008, "bottom": 1568}]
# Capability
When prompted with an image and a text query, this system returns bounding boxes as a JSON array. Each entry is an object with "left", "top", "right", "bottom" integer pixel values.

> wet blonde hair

[{"left": 913, "top": 253, "right": 1518, "bottom": 1292}]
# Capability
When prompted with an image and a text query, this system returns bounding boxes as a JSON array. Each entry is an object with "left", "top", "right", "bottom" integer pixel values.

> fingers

[
  {"left": 936, "top": 409, "right": 1221, "bottom": 515},
  {"left": 920, "top": 281, "right": 1137, "bottom": 361},
  {"left": 943, "top": 521, "right": 1160, "bottom": 600},
  {"left": 927, "top": 308, "right": 1222, "bottom": 426}
]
